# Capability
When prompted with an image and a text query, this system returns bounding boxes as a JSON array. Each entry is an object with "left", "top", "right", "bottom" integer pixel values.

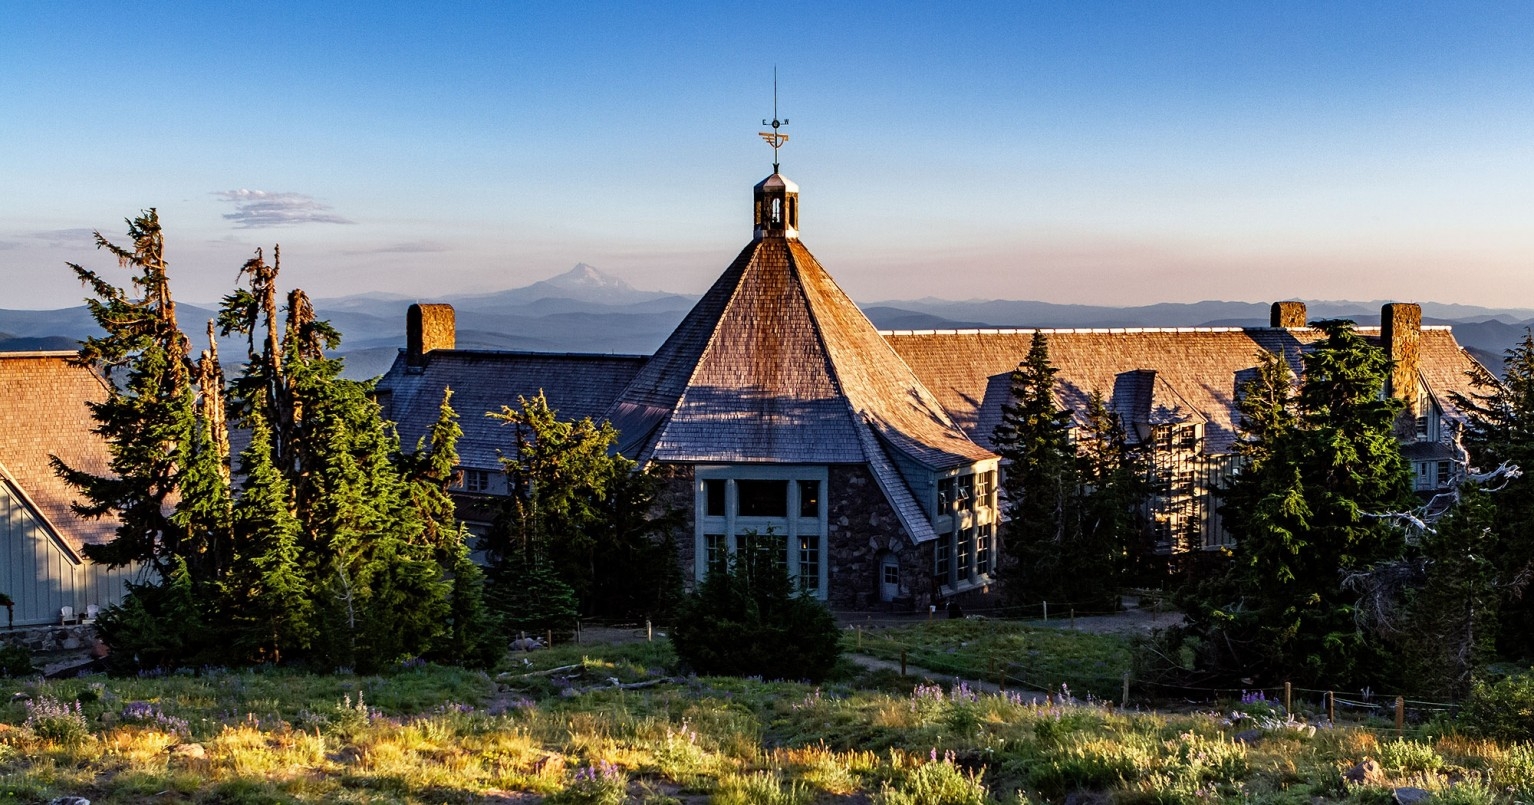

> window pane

[
  {"left": 976, "top": 524, "right": 992, "bottom": 576},
  {"left": 737, "top": 479, "right": 788, "bottom": 517},
  {"left": 705, "top": 479, "right": 727, "bottom": 517},
  {"left": 704, "top": 534, "right": 728, "bottom": 576},
  {"left": 798, "top": 479, "right": 821, "bottom": 518},
  {"left": 957, "top": 525, "right": 973, "bottom": 578},
  {"left": 798, "top": 535, "right": 819, "bottom": 593},
  {"left": 937, "top": 478, "right": 955, "bottom": 512},
  {"left": 740, "top": 532, "right": 788, "bottom": 573},
  {"left": 935, "top": 533, "right": 952, "bottom": 581}
]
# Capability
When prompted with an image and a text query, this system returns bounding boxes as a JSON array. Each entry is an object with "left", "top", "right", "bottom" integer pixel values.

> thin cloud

[
  {"left": 0, "top": 241, "right": 21, "bottom": 250},
  {"left": 215, "top": 189, "right": 355, "bottom": 228},
  {"left": 345, "top": 240, "right": 451, "bottom": 255},
  {"left": 23, "top": 228, "right": 98, "bottom": 248}
]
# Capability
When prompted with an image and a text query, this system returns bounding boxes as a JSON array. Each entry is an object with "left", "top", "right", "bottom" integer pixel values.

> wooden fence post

[
  {"left": 646, "top": 619, "right": 653, "bottom": 642},
  {"left": 1070, "top": 608, "right": 1076, "bottom": 630},
  {"left": 1122, "top": 671, "right": 1130, "bottom": 709},
  {"left": 1396, "top": 696, "right": 1405, "bottom": 732},
  {"left": 1284, "top": 682, "right": 1292, "bottom": 715},
  {"left": 1043, "top": 601, "right": 1049, "bottom": 623},
  {"left": 1327, "top": 691, "right": 1335, "bottom": 724},
  {"left": 546, "top": 629, "right": 553, "bottom": 648}
]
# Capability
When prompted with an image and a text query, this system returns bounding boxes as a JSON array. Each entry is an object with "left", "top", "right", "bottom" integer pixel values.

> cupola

[{"left": 753, "top": 172, "right": 800, "bottom": 240}]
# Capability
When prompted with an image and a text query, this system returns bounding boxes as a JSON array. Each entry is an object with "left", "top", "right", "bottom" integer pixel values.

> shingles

[
  {"left": 884, "top": 326, "right": 1491, "bottom": 456},
  {"left": 377, "top": 350, "right": 647, "bottom": 469},
  {"left": 611, "top": 238, "right": 994, "bottom": 470},
  {"left": 0, "top": 352, "right": 117, "bottom": 554}
]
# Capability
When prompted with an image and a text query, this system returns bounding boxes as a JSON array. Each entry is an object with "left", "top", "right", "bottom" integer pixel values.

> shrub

[
  {"left": 671, "top": 542, "right": 841, "bottom": 683},
  {"left": 24, "top": 695, "right": 91, "bottom": 745},
  {"left": 0, "top": 643, "right": 34, "bottom": 677},
  {"left": 549, "top": 760, "right": 628, "bottom": 805},
  {"left": 1461, "top": 671, "right": 1534, "bottom": 741},
  {"left": 879, "top": 752, "right": 990, "bottom": 805}
]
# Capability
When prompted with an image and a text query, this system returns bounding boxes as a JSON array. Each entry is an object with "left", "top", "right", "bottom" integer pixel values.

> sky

[{"left": 3, "top": 2, "right": 1533, "bottom": 310}]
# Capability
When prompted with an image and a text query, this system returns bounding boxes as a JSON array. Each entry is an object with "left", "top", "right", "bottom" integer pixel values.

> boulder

[{"left": 1344, "top": 759, "right": 1384, "bottom": 785}]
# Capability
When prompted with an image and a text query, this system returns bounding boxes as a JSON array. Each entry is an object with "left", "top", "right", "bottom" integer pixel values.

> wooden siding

[{"left": 0, "top": 480, "right": 136, "bottom": 627}]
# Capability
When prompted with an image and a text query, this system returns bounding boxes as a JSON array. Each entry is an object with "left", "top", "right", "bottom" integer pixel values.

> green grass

[
  {"left": 848, "top": 618, "right": 1134, "bottom": 698},
  {"left": 1, "top": 642, "right": 1531, "bottom": 804}
]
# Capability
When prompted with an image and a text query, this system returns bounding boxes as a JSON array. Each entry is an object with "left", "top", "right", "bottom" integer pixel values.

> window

[
  {"left": 937, "top": 478, "right": 955, "bottom": 512},
  {"left": 740, "top": 531, "right": 788, "bottom": 573},
  {"left": 1416, "top": 417, "right": 1429, "bottom": 440},
  {"left": 957, "top": 525, "right": 973, "bottom": 578},
  {"left": 798, "top": 479, "right": 821, "bottom": 518},
  {"left": 976, "top": 524, "right": 992, "bottom": 576},
  {"left": 705, "top": 479, "right": 727, "bottom": 517},
  {"left": 464, "top": 468, "right": 492, "bottom": 494},
  {"left": 737, "top": 480, "right": 788, "bottom": 517},
  {"left": 882, "top": 563, "right": 899, "bottom": 587},
  {"left": 704, "top": 534, "right": 728, "bottom": 576},
  {"left": 957, "top": 474, "right": 974, "bottom": 506},
  {"left": 975, "top": 470, "right": 994, "bottom": 502},
  {"left": 935, "top": 533, "right": 952, "bottom": 582},
  {"left": 798, "top": 535, "right": 820, "bottom": 593},
  {"left": 1437, "top": 461, "right": 1452, "bottom": 488}
]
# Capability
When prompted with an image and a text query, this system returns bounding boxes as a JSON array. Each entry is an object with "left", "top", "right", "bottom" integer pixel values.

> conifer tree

[
  {"left": 56, "top": 210, "right": 200, "bottom": 575},
  {"left": 992, "top": 332, "right": 1077, "bottom": 606},
  {"left": 1454, "top": 329, "right": 1534, "bottom": 658},
  {"left": 224, "top": 413, "right": 310, "bottom": 663},
  {"left": 1197, "top": 320, "right": 1413, "bottom": 685},
  {"left": 1073, "top": 390, "right": 1143, "bottom": 610},
  {"left": 400, "top": 388, "right": 498, "bottom": 667}
]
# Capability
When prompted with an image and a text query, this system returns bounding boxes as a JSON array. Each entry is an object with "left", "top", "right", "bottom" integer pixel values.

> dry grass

[{"left": 0, "top": 652, "right": 1529, "bottom": 804}]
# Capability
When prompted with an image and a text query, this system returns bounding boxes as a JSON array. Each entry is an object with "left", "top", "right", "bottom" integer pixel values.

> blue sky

[{"left": 3, "top": 2, "right": 1532, "bottom": 309}]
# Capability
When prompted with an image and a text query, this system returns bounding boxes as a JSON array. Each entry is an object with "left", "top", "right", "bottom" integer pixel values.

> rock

[
  {"left": 10, "top": 692, "right": 30, "bottom": 702},
  {"left": 48, "top": 797, "right": 91, "bottom": 805},
  {"left": 327, "top": 746, "right": 363, "bottom": 765},
  {"left": 1344, "top": 759, "right": 1384, "bottom": 785},
  {"left": 1063, "top": 793, "right": 1112, "bottom": 805},
  {"left": 1393, "top": 787, "right": 1431, "bottom": 805},
  {"left": 170, "top": 742, "right": 206, "bottom": 760},
  {"left": 1233, "top": 729, "right": 1264, "bottom": 744}
]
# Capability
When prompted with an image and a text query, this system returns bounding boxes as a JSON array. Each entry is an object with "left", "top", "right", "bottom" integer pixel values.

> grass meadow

[{"left": 0, "top": 631, "right": 1529, "bottom": 804}]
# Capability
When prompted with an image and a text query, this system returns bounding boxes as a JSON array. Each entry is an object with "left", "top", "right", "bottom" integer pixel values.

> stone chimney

[
  {"left": 407, "top": 303, "right": 455, "bottom": 367},
  {"left": 1271, "top": 301, "right": 1307, "bottom": 328},
  {"left": 1381, "top": 302, "right": 1422, "bottom": 437}
]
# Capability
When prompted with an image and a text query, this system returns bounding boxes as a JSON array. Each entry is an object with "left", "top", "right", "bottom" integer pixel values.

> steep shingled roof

[
  {"left": 376, "top": 350, "right": 647, "bottom": 469},
  {"left": 0, "top": 352, "right": 117, "bottom": 555},
  {"left": 605, "top": 235, "right": 994, "bottom": 471},
  {"left": 884, "top": 326, "right": 1486, "bottom": 454}
]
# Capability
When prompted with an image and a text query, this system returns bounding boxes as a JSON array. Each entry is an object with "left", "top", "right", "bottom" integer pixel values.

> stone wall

[
  {"left": 825, "top": 465, "right": 933, "bottom": 611},
  {"left": 1, "top": 624, "right": 97, "bottom": 653},
  {"left": 653, "top": 464, "right": 697, "bottom": 589}
]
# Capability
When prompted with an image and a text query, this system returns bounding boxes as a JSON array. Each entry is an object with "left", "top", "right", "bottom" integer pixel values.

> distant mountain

[
  {"left": 7, "top": 268, "right": 1532, "bottom": 381},
  {"left": 452, "top": 263, "right": 684, "bottom": 310}
]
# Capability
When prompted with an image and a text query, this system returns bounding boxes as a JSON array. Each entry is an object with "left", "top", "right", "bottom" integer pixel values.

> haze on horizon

[{"left": 3, "top": 2, "right": 1532, "bottom": 311}]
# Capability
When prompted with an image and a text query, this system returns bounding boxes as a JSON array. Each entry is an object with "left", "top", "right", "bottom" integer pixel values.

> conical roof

[{"left": 606, "top": 215, "right": 993, "bottom": 473}]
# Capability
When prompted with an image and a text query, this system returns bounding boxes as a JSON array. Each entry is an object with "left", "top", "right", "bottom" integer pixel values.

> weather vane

[{"left": 759, "top": 68, "right": 789, "bottom": 173}]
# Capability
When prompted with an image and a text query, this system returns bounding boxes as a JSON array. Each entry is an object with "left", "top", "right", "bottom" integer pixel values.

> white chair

[
  {"left": 84, "top": 605, "right": 100, "bottom": 623},
  {"left": 60, "top": 606, "right": 75, "bottom": 625}
]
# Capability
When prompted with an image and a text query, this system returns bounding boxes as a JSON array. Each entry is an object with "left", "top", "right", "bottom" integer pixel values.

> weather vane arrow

[{"left": 758, "top": 68, "right": 789, "bottom": 173}]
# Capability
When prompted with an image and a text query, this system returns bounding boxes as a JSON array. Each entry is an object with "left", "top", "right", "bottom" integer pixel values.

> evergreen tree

[
  {"left": 992, "top": 332, "right": 1077, "bottom": 606},
  {"left": 1195, "top": 320, "right": 1413, "bottom": 686},
  {"left": 1454, "top": 329, "right": 1534, "bottom": 658},
  {"left": 223, "top": 413, "right": 311, "bottom": 663},
  {"left": 1073, "top": 391, "right": 1142, "bottom": 610},
  {"left": 481, "top": 392, "right": 679, "bottom": 626},
  {"left": 399, "top": 388, "right": 499, "bottom": 667},
  {"left": 55, "top": 210, "right": 201, "bottom": 575},
  {"left": 671, "top": 541, "right": 841, "bottom": 682}
]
